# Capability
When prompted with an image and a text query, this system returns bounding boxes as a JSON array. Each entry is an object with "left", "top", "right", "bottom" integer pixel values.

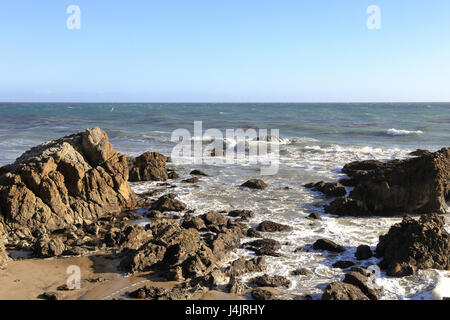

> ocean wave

[{"left": 386, "top": 128, "right": 424, "bottom": 136}]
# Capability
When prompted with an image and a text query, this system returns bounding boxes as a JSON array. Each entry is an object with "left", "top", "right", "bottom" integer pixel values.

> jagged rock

[
  {"left": 228, "top": 276, "right": 249, "bottom": 295},
  {"left": 252, "top": 274, "right": 291, "bottom": 288},
  {"left": 322, "top": 282, "right": 369, "bottom": 300},
  {"left": 324, "top": 197, "right": 371, "bottom": 217},
  {"left": 251, "top": 288, "right": 274, "bottom": 300},
  {"left": 343, "top": 271, "right": 380, "bottom": 300},
  {"left": 225, "top": 257, "right": 267, "bottom": 276},
  {"left": 241, "top": 179, "right": 268, "bottom": 190},
  {"left": 0, "top": 128, "right": 136, "bottom": 235},
  {"left": 243, "top": 238, "right": 282, "bottom": 257},
  {"left": 313, "top": 239, "right": 345, "bottom": 253},
  {"left": 246, "top": 228, "right": 262, "bottom": 238},
  {"left": 305, "top": 181, "right": 346, "bottom": 197},
  {"left": 339, "top": 148, "right": 450, "bottom": 215},
  {"left": 256, "top": 221, "right": 293, "bottom": 232},
  {"left": 128, "top": 285, "right": 169, "bottom": 299},
  {"left": 209, "top": 225, "right": 244, "bottom": 259},
  {"left": 181, "top": 216, "right": 207, "bottom": 230},
  {"left": 376, "top": 213, "right": 450, "bottom": 277},
  {"left": 33, "top": 235, "right": 65, "bottom": 258},
  {"left": 228, "top": 210, "right": 254, "bottom": 219},
  {"left": 332, "top": 261, "right": 355, "bottom": 269},
  {"left": 128, "top": 152, "right": 168, "bottom": 182},
  {"left": 190, "top": 170, "right": 208, "bottom": 176},
  {"left": 355, "top": 245, "right": 373, "bottom": 260},
  {"left": 151, "top": 194, "right": 186, "bottom": 212},
  {"left": 201, "top": 211, "right": 227, "bottom": 226}
]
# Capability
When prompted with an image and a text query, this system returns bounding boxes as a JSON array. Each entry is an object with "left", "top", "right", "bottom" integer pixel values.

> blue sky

[{"left": 0, "top": 0, "right": 449, "bottom": 102}]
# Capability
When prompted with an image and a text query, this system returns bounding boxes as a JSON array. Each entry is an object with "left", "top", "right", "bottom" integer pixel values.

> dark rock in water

[
  {"left": 252, "top": 274, "right": 291, "bottom": 288},
  {"left": 292, "top": 268, "right": 312, "bottom": 276},
  {"left": 182, "top": 177, "right": 200, "bottom": 183},
  {"left": 168, "top": 171, "right": 179, "bottom": 179},
  {"left": 322, "top": 282, "right": 369, "bottom": 300},
  {"left": 228, "top": 210, "right": 254, "bottom": 219},
  {"left": 128, "top": 152, "right": 168, "bottom": 182},
  {"left": 246, "top": 228, "right": 262, "bottom": 238},
  {"left": 340, "top": 148, "right": 450, "bottom": 215},
  {"left": 243, "top": 238, "right": 282, "bottom": 257},
  {"left": 0, "top": 128, "right": 136, "bottom": 235},
  {"left": 355, "top": 245, "right": 373, "bottom": 260},
  {"left": 241, "top": 179, "right": 268, "bottom": 190},
  {"left": 151, "top": 194, "right": 187, "bottom": 212},
  {"left": 225, "top": 257, "right": 267, "bottom": 276},
  {"left": 376, "top": 213, "right": 450, "bottom": 277},
  {"left": 313, "top": 239, "right": 345, "bottom": 253},
  {"left": 305, "top": 181, "right": 346, "bottom": 197},
  {"left": 33, "top": 235, "right": 65, "bottom": 258},
  {"left": 343, "top": 271, "right": 380, "bottom": 300},
  {"left": 251, "top": 288, "right": 274, "bottom": 300},
  {"left": 338, "top": 177, "right": 358, "bottom": 187},
  {"left": 306, "top": 212, "right": 321, "bottom": 220},
  {"left": 332, "top": 261, "right": 355, "bottom": 269},
  {"left": 324, "top": 197, "right": 371, "bottom": 217},
  {"left": 190, "top": 170, "right": 208, "bottom": 176},
  {"left": 256, "top": 221, "right": 293, "bottom": 232}
]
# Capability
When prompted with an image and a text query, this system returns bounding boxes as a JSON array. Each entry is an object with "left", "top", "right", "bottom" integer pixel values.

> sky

[{"left": 0, "top": 0, "right": 449, "bottom": 102}]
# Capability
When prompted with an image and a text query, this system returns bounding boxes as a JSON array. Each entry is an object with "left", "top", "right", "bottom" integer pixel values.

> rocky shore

[{"left": 0, "top": 128, "right": 448, "bottom": 300}]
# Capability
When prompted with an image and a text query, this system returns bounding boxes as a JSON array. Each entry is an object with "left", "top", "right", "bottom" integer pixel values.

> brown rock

[
  {"left": 151, "top": 194, "right": 187, "bottom": 212},
  {"left": 355, "top": 245, "right": 373, "bottom": 260},
  {"left": 128, "top": 152, "right": 168, "bottom": 182},
  {"left": 251, "top": 288, "right": 274, "bottom": 300},
  {"left": 313, "top": 239, "right": 346, "bottom": 253},
  {"left": 256, "top": 221, "right": 293, "bottom": 232},
  {"left": 322, "top": 282, "right": 369, "bottom": 300},
  {"left": 251, "top": 274, "right": 291, "bottom": 288},
  {"left": 305, "top": 181, "right": 346, "bottom": 197},
  {"left": 241, "top": 179, "right": 268, "bottom": 190},
  {"left": 225, "top": 257, "right": 267, "bottom": 276}
]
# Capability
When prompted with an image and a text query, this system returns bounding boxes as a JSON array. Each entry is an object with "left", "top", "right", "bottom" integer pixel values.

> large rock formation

[
  {"left": 127, "top": 152, "right": 168, "bottom": 182},
  {"left": 0, "top": 128, "right": 136, "bottom": 236},
  {"left": 326, "top": 148, "right": 450, "bottom": 216},
  {"left": 376, "top": 213, "right": 450, "bottom": 277},
  {"left": 0, "top": 223, "right": 9, "bottom": 269}
]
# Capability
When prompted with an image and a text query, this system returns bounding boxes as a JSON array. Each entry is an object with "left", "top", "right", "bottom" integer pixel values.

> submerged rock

[
  {"left": 0, "top": 128, "right": 136, "bottom": 235},
  {"left": 128, "top": 152, "right": 168, "bottom": 182},
  {"left": 241, "top": 179, "right": 268, "bottom": 190},
  {"left": 376, "top": 213, "right": 450, "bottom": 277}
]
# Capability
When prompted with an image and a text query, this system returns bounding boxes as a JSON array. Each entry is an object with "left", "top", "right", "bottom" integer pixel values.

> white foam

[{"left": 386, "top": 128, "right": 423, "bottom": 136}]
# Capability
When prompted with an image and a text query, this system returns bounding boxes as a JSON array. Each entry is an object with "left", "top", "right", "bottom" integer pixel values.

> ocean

[{"left": 0, "top": 102, "right": 449, "bottom": 299}]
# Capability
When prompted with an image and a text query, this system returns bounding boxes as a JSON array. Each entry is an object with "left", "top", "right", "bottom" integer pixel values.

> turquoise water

[{"left": 0, "top": 103, "right": 448, "bottom": 164}]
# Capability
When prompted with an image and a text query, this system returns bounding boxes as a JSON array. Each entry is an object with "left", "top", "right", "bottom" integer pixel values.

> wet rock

[
  {"left": 340, "top": 148, "right": 450, "bottom": 215},
  {"left": 225, "top": 257, "right": 267, "bottom": 276},
  {"left": 145, "top": 210, "right": 163, "bottom": 219},
  {"left": 343, "top": 271, "right": 380, "bottom": 300},
  {"left": 376, "top": 213, "right": 450, "bottom": 277},
  {"left": 190, "top": 170, "right": 208, "bottom": 176},
  {"left": 306, "top": 212, "right": 321, "bottom": 220},
  {"left": 151, "top": 194, "right": 187, "bottom": 212},
  {"left": 0, "top": 128, "right": 136, "bottom": 234},
  {"left": 167, "top": 171, "right": 179, "bottom": 179},
  {"left": 243, "top": 238, "right": 282, "bottom": 257},
  {"left": 313, "top": 239, "right": 345, "bottom": 253},
  {"left": 322, "top": 282, "right": 369, "bottom": 300},
  {"left": 39, "top": 291, "right": 64, "bottom": 300},
  {"left": 324, "top": 197, "right": 371, "bottom": 217},
  {"left": 33, "top": 235, "right": 65, "bottom": 258},
  {"left": 256, "top": 221, "right": 293, "bottom": 232},
  {"left": 246, "top": 228, "right": 262, "bottom": 238},
  {"left": 305, "top": 181, "right": 346, "bottom": 197},
  {"left": 128, "top": 152, "right": 168, "bottom": 182},
  {"left": 251, "top": 288, "right": 275, "bottom": 300},
  {"left": 182, "top": 177, "right": 200, "bottom": 184},
  {"left": 241, "top": 179, "right": 268, "bottom": 190},
  {"left": 228, "top": 210, "right": 254, "bottom": 219},
  {"left": 355, "top": 245, "right": 373, "bottom": 260},
  {"left": 409, "top": 149, "right": 432, "bottom": 157},
  {"left": 252, "top": 274, "right": 291, "bottom": 288},
  {"left": 292, "top": 268, "right": 312, "bottom": 276},
  {"left": 332, "top": 261, "right": 355, "bottom": 269}
]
